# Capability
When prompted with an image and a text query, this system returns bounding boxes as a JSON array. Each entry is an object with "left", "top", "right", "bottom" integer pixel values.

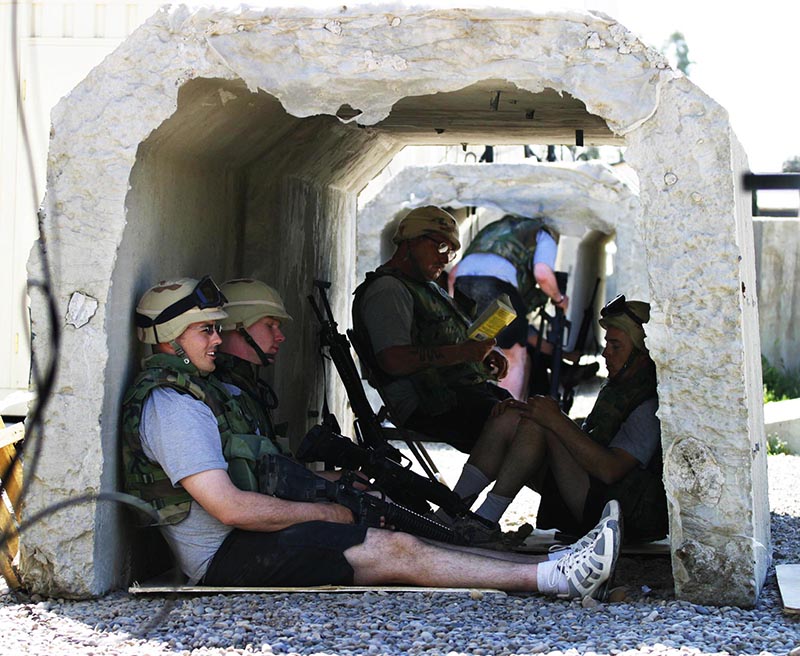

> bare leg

[
  {"left": 464, "top": 408, "right": 523, "bottom": 479},
  {"left": 543, "top": 431, "right": 591, "bottom": 520},
  {"left": 486, "top": 418, "right": 549, "bottom": 500},
  {"left": 345, "top": 529, "right": 540, "bottom": 590},
  {"left": 417, "top": 537, "right": 548, "bottom": 563},
  {"left": 496, "top": 343, "right": 528, "bottom": 400}
]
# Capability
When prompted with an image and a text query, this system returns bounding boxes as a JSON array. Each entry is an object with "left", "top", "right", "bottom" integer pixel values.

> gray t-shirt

[
  {"left": 140, "top": 387, "right": 232, "bottom": 584},
  {"left": 608, "top": 397, "right": 661, "bottom": 467},
  {"left": 357, "top": 275, "right": 430, "bottom": 424}
]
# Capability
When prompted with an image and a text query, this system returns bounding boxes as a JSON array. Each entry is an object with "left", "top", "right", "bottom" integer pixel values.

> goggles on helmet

[
  {"left": 135, "top": 275, "right": 228, "bottom": 329},
  {"left": 600, "top": 294, "right": 644, "bottom": 326}
]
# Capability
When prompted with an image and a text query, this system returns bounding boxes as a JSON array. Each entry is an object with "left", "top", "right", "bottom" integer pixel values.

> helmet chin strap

[
  {"left": 237, "top": 326, "right": 273, "bottom": 367},
  {"left": 170, "top": 340, "right": 191, "bottom": 366}
]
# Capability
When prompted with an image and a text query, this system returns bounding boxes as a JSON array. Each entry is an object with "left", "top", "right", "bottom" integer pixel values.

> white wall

[{"left": 0, "top": 0, "right": 159, "bottom": 416}]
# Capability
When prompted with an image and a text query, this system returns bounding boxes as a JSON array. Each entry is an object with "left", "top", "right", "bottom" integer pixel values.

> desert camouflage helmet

[
  {"left": 392, "top": 205, "right": 461, "bottom": 250},
  {"left": 219, "top": 278, "right": 293, "bottom": 331},
  {"left": 135, "top": 276, "right": 228, "bottom": 344}
]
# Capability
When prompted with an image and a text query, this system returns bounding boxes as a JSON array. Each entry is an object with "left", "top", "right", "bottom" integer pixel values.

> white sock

[
  {"left": 452, "top": 463, "right": 491, "bottom": 501},
  {"left": 535, "top": 560, "right": 569, "bottom": 596},
  {"left": 475, "top": 491, "right": 513, "bottom": 523}
]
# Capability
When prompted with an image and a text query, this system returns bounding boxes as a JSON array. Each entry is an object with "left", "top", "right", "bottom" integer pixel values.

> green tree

[
  {"left": 662, "top": 31, "right": 692, "bottom": 76},
  {"left": 782, "top": 155, "right": 800, "bottom": 172}
]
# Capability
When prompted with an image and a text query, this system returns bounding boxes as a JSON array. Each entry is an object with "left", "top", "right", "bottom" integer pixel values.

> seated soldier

[
  {"left": 352, "top": 205, "right": 512, "bottom": 455},
  {"left": 214, "top": 278, "right": 292, "bottom": 452},
  {"left": 352, "top": 205, "right": 572, "bottom": 537},
  {"left": 122, "top": 274, "right": 621, "bottom": 598},
  {"left": 491, "top": 295, "right": 668, "bottom": 543}
]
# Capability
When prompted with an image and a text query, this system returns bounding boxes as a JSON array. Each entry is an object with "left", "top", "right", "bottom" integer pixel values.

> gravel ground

[{"left": 1, "top": 452, "right": 798, "bottom": 656}]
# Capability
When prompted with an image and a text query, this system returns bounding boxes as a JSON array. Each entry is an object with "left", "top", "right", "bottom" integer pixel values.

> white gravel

[{"left": 1, "top": 452, "right": 798, "bottom": 656}]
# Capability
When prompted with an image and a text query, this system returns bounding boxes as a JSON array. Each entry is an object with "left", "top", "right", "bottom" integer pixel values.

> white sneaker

[
  {"left": 552, "top": 516, "right": 621, "bottom": 600},
  {"left": 548, "top": 500, "right": 621, "bottom": 559}
]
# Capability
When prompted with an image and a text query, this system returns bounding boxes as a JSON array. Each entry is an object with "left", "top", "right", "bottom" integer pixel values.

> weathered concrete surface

[
  {"left": 764, "top": 399, "right": 800, "bottom": 454},
  {"left": 754, "top": 218, "right": 800, "bottom": 372},
  {"left": 626, "top": 81, "right": 769, "bottom": 606},
  {"left": 24, "top": 5, "right": 768, "bottom": 604}
]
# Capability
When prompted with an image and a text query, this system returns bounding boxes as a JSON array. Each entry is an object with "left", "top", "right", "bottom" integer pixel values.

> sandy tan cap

[
  {"left": 135, "top": 276, "right": 228, "bottom": 344},
  {"left": 599, "top": 296, "right": 650, "bottom": 352},
  {"left": 392, "top": 206, "right": 461, "bottom": 250},
  {"left": 219, "top": 278, "right": 293, "bottom": 331}
]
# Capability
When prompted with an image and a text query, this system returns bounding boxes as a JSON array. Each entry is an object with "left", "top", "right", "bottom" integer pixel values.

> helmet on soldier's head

[
  {"left": 135, "top": 276, "right": 228, "bottom": 344},
  {"left": 392, "top": 205, "right": 461, "bottom": 250},
  {"left": 219, "top": 279, "right": 293, "bottom": 331}
]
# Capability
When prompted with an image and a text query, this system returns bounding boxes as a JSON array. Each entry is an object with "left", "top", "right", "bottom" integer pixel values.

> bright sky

[
  {"left": 600, "top": 0, "right": 800, "bottom": 173},
  {"left": 238, "top": 0, "right": 799, "bottom": 172}
]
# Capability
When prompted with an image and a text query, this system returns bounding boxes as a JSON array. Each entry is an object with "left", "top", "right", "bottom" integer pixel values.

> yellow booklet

[{"left": 467, "top": 293, "right": 517, "bottom": 341}]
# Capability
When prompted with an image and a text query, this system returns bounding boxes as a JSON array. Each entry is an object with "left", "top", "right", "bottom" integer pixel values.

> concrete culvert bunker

[{"left": 25, "top": 5, "right": 768, "bottom": 605}]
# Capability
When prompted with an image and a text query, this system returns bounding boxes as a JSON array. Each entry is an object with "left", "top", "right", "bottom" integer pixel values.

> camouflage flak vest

[
  {"left": 213, "top": 351, "right": 291, "bottom": 450},
  {"left": 462, "top": 215, "right": 552, "bottom": 313},
  {"left": 121, "top": 353, "right": 282, "bottom": 526},
  {"left": 353, "top": 267, "right": 490, "bottom": 416}
]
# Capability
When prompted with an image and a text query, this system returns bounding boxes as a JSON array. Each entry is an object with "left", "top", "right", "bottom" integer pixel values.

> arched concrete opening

[
  {"left": 355, "top": 160, "right": 644, "bottom": 319},
  {"left": 25, "top": 6, "right": 767, "bottom": 605}
]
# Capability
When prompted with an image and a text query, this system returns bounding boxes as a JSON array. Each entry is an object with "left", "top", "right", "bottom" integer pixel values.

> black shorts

[
  {"left": 454, "top": 276, "right": 528, "bottom": 349},
  {"left": 404, "top": 383, "right": 510, "bottom": 453},
  {"left": 202, "top": 521, "right": 368, "bottom": 587}
]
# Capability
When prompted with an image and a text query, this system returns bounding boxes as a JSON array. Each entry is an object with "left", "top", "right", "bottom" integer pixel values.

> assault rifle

[
  {"left": 306, "top": 280, "right": 469, "bottom": 518},
  {"left": 548, "top": 271, "right": 569, "bottom": 400},
  {"left": 259, "top": 453, "right": 463, "bottom": 544},
  {"left": 572, "top": 277, "right": 600, "bottom": 357},
  {"left": 529, "top": 271, "right": 571, "bottom": 405}
]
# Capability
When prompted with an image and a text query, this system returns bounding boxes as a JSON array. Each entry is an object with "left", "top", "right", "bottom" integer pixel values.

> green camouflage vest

[
  {"left": 581, "top": 354, "right": 667, "bottom": 540},
  {"left": 462, "top": 216, "right": 551, "bottom": 312},
  {"left": 213, "top": 352, "right": 290, "bottom": 452},
  {"left": 353, "top": 267, "right": 490, "bottom": 416},
  {"left": 121, "top": 353, "right": 282, "bottom": 526}
]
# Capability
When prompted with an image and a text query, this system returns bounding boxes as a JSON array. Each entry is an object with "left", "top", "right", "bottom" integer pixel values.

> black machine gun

[
  {"left": 548, "top": 271, "right": 569, "bottom": 400},
  {"left": 259, "top": 453, "right": 463, "bottom": 544},
  {"left": 306, "top": 280, "right": 469, "bottom": 518},
  {"left": 573, "top": 277, "right": 601, "bottom": 357}
]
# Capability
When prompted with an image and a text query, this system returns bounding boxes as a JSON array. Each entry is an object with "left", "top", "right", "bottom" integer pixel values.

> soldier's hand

[
  {"left": 322, "top": 502, "right": 356, "bottom": 524},
  {"left": 486, "top": 348, "right": 509, "bottom": 379},
  {"left": 459, "top": 338, "right": 497, "bottom": 363},
  {"left": 520, "top": 395, "right": 564, "bottom": 428}
]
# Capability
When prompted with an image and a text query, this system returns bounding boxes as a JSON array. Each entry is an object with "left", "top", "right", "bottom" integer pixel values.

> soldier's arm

[
  {"left": 521, "top": 396, "right": 638, "bottom": 484},
  {"left": 180, "top": 468, "right": 354, "bottom": 531},
  {"left": 533, "top": 263, "right": 569, "bottom": 311},
  {"left": 376, "top": 339, "right": 496, "bottom": 376}
]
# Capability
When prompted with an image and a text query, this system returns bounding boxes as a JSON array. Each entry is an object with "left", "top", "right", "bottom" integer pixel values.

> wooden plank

[
  {"left": 0, "top": 418, "right": 23, "bottom": 590},
  {"left": 0, "top": 498, "right": 18, "bottom": 556},
  {"left": 0, "top": 422, "right": 24, "bottom": 451},
  {"left": 0, "top": 553, "right": 21, "bottom": 590},
  {"left": 0, "top": 444, "right": 23, "bottom": 514},
  {"left": 130, "top": 580, "right": 505, "bottom": 596},
  {"left": 776, "top": 564, "right": 800, "bottom": 614}
]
